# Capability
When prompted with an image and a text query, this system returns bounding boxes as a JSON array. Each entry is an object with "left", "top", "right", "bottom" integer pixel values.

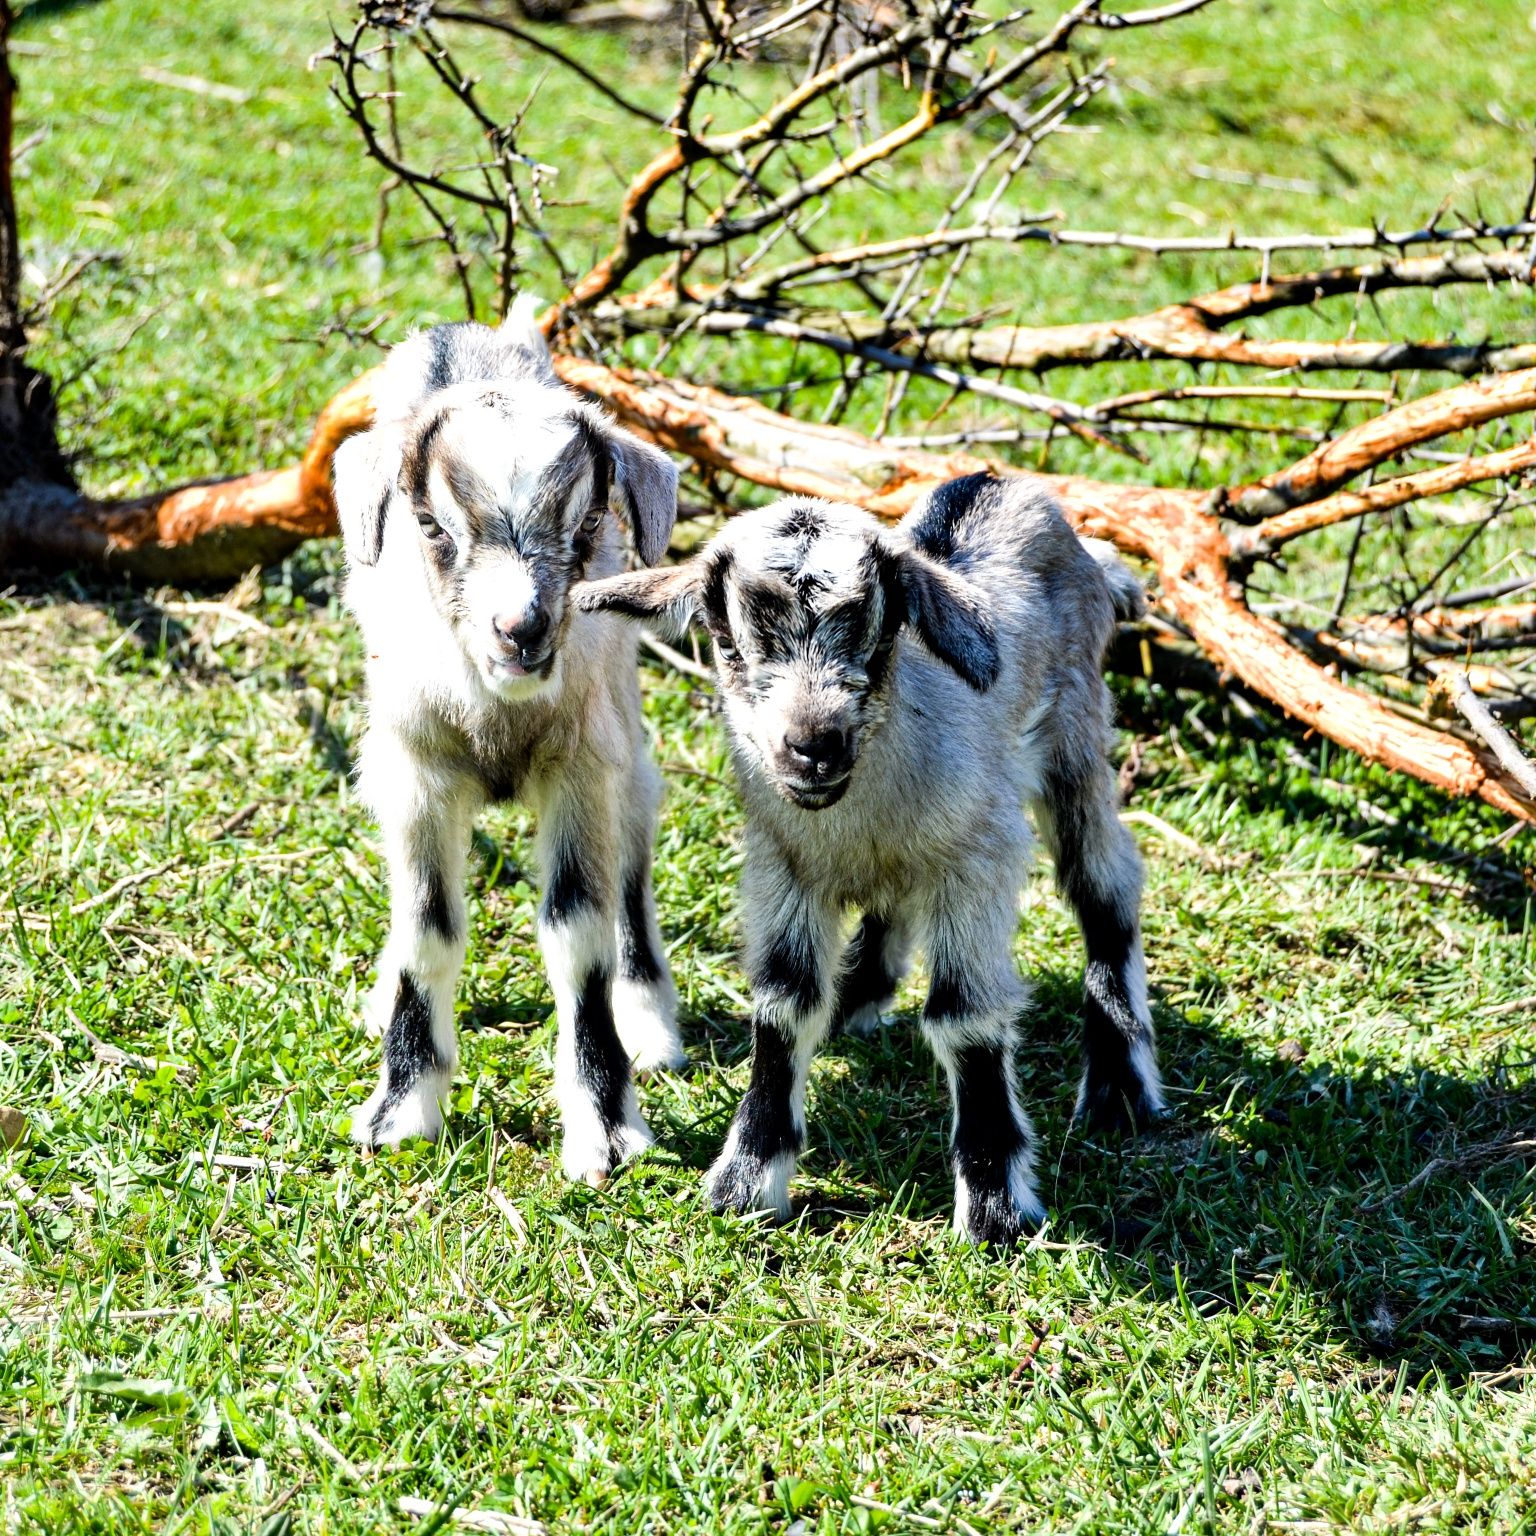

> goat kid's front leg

[
  {"left": 353, "top": 743, "right": 474, "bottom": 1148},
  {"left": 611, "top": 755, "right": 686, "bottom": 1073},
  {"left": 922, "top": 893, "right": 1044, "bottom": 1246},
  {"left": 831, "top": 911, "right": 911, "bottom": 1038},
  {"left": 1036, "top": 748, "right": 1164, "bottom": 1136},
  {"left": 538, "top": 767, "right": 654, "bottom": 1185},
  {"left": 707, "top": 860, "right": 838, "bottom": 1220}
]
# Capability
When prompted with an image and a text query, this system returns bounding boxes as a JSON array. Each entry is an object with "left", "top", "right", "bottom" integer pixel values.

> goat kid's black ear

[
  {"left": 333, "top": 426, "right": 403, "bottom": 568},
  {"left": 593, "top": 416, "right": 679, "bottom": 567},
  {"left": 572, "top": 560, "right": 700, "bottom": 630},
  {"left": 896, "top": 548, "right": 1000, "bottom": 692}
]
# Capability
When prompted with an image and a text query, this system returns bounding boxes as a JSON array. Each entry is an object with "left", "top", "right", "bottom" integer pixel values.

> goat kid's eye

[
  {"left": 572, "top": 505, "right": 606, "bottom": 560},
  {"left": 416, "top": 514, "right": 455, "bottom": 552},
  {"left": 713, "top": 634, "right": 739, "bottom": 664}
]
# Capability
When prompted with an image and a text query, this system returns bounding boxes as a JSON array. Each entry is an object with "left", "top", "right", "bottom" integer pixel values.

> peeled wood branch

[
  {"left": 1231, "top": 440, "right": 1536, "bottom": 557},
  {"left": 1385, "top": 601, "right": 1536, "bottom": 646},
  {"left": 10, "top": 357, "right": 1534, "bottom": 825},
  {"left": 610, "top": 247, "right": 1536, "bottom": 380},
  {"left": 1230, "top": 369, "right": 1536, "bottom": 517}
]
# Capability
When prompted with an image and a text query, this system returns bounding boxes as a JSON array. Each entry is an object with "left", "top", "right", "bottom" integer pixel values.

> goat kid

[
  {"left": 335, "top": 301, "right": 685, "bottom": 1184},
  {"left": 575, "top": 473, "right": 1160, "bottom": 1243}
]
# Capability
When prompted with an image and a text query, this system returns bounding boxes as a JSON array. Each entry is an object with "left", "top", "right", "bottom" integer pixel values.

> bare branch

[
  {"left": 1439, "top": 673, "right": 1536, "bottom": 801},
  {"left": 1233, "top": 440, "right": 1536, "bottom": 556}
]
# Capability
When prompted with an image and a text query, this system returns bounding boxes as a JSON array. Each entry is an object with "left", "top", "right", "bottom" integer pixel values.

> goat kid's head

[
  {"left": 334, "top": 319, "right": 677, "bottom": 702},
  {"left": 575, "top": 497, "right": 999, "bottom": 809}
]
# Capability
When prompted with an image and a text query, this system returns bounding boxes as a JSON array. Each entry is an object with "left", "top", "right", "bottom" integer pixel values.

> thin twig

[{"left": 1442, "top": 673, "right": 1536, "bottom": 800}]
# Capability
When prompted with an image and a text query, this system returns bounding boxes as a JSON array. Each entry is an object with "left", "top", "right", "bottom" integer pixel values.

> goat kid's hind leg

[
  {"left": 538, "top": 767, "right": 653, "bottom": 1185},
  {"left": 1036, "top": 745, "right": 1164, "bottom": 1136},
  {"left": 612, "top": 755, "right": 686, "bottom": 1073},
  {"left": 831, "top": 911, "right": 911, "bottom": 1038},
  {"left": 707, "top": 859, "right": 839, "bottom": 1220},
  {"left": 353, "top": 747, "right": 475, "bottom": 1148},
  {"left": 922, "top": 883, "right": 1044, "bottom": 1246}
]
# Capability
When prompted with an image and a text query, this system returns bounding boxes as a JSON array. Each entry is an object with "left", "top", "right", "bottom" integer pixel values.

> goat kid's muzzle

[
  {"left": 485, "top": 602, "right": 558, "bottom": 685},
  {"left": 774, "top": 726, "right": 856, "bottom": 809}
]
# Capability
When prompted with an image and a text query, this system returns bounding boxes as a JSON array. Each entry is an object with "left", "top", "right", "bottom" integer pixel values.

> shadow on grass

[
  {"left": 1113, "top": 678, "right": 1535, "bottom": 927},
  {"left": 667, "top": 978, "right": 1535, "bottom": 1378}
]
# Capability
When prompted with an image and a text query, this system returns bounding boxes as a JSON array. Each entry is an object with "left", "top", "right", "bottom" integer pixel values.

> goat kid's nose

[
  {"left": 785, "top": 727, "right": 852, "bottom": 780},
  {"left": 492, "top": 605, "right": 551, "bottom": 653}
]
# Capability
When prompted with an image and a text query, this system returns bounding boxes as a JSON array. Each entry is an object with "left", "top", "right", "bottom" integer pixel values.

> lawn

[{"left": 3, "top": 0, "right": 1535, "bottom": 1532}]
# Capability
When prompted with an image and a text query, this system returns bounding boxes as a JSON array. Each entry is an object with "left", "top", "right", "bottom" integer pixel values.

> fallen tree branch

[
  {"left": 0, "top": 373, "right": 375, "bottom": 581},
  {"left": 1438, "top": 673, "right": 1536, "bottom": 801},
  {"left": 1231, "top": 440, "right": 1536, "bottom": 557},
  {"left": 1230, "top": 369, "right": 1536, "bottom": 517},
  {"left": 9, "top": 353, "right": 1535, "bottom": 826}
]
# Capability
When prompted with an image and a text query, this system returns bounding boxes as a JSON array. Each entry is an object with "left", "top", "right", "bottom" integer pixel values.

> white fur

[
  {"left": 339, "top": 314, "right": 682, "bottom": 1183},
  {"left": 612, "top": 972, "right": 687, "bottom": 1071}
]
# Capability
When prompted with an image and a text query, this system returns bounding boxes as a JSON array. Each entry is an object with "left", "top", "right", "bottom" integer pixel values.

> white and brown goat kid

[
  {"left": 576, "top": 474, "right": 1161, "bottom": 1243},
  {"left": 335, "top": 302, "right": 686, "bottom": 1184}
]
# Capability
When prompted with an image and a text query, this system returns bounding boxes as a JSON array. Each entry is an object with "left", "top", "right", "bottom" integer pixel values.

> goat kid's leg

[
  {"left": 1036, "top": 748, "right": 1164, "bottom": 1136},
  {"left": 831, "top": 911, "right": 911, "bottom": 1038},
  {"left": 707, "top": 860, "right": 838, "bottom": 1220},
  {"left": 611, "top": 755, "right": 685, "bottom": 1073},
  {"left": 922, "top": 888, "right": 1043, "bottom": 1246},
  {"left": 538, "top": 768, "right": 653, "bottom": 1185},
  {"left": 353, "top": 748, "right": 474, "bottom": 1148}
]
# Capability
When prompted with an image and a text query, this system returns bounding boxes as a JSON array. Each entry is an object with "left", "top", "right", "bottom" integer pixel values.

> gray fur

[{"left": 576, "top": 472, "right": 1163, "bottom": 1243}]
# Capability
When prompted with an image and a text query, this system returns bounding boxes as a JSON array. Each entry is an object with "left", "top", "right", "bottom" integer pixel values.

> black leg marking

[
  {"left": 950, "top": 1042, "right": 1036, "bottom": 1247},
  {"left": 732, "top": 1024, "right": 801, "bottom": 1164},
  {"left": 924, "top": 966, "right": 978, "bottom": 1026},
  {"left": 1042, "top": 762, "right": 1161, "bottom": 1138},
  {"left": 573, "top": 964, "right": 632, "bottom": 1155},
  {"left": 758, "top": 932, "right": 822, "bottom": 1014},
  {"left": 618, "top": 868, "right": 663, "bottom": 986},
  {"left": 1075, "top": 895, "right": 1156, "bottom": 1136},
  {"left": 420, "top": 862, "right": 459, "bottom": 943},
  {"left": 831, "top": 914, "right": 896, "bottom": 1035},
  {"left": 709, "top": 1021, "right": 800, "bottom": 1214},
  {"left": 373, "top": 972, "right": 440, "bottom": 1136},
  {"left": 543, "top": 836, "right": 601, "bottom": 926}
]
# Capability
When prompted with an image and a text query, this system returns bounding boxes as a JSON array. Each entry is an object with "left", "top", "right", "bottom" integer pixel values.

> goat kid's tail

[{"left": 1079, "top": 537, "right": 1147, "bottom": 622}]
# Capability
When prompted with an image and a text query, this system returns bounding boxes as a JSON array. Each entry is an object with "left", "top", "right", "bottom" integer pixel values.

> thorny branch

[{"left": 12, "top": 0, "right": 1536, "bottom": 826}]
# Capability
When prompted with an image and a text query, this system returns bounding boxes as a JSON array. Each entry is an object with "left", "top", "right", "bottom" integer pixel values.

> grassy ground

[{"left": 4, "top": 0, "right": 1536, "bottom": 1531}]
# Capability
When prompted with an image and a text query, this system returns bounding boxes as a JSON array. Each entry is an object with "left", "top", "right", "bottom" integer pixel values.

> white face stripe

[{"left": 435, "top": 406, "right": 580, "bottom": 508}]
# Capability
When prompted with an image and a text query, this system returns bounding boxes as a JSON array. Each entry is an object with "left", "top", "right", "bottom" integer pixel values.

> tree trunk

[{"left": 0, "top": 1, "right": 71, "bottom": 494}]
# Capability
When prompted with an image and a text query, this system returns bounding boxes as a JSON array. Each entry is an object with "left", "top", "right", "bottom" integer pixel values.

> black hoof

[
  {"left": 705, "top": 1154, "right": 790, "bottom": 1220},
  {"left": 1075, "top": 1074, "right": 1167, "bottom": 1138},
  {"left": 961, "top": 1185, "right": 1045, "bottom": 1248}
]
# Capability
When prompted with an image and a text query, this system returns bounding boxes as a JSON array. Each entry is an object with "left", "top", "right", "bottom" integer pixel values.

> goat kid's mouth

[
  {"left": 776, "top": 773, "right": 851, "bottom": 810},
  {"left": 483, "top": 647, "right": 557, "bottom": 689}
]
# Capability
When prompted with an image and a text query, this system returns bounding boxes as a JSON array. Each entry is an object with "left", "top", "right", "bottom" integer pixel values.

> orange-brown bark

[{"left": 7, "top": 355, "right": 1533, "bottom": 825}]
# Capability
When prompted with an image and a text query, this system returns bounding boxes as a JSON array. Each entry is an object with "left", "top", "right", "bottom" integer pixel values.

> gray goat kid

[
  {"left": 334, "top": 300, "right": 686, "bottom": 1184},
  {"left": 576, "top": 473, "right": 1160, "bottom": 1243}
]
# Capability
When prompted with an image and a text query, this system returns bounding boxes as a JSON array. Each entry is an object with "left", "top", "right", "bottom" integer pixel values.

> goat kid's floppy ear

[
  {"left": 333, "top": 427, "right": 402, "bottom": 568},
  {"left": 895, "top": 548, "right": 1001, "bottom": 691},
  {"left": 573, "top": 559, "right": 700, "bottom": 631},
  {"left": 590, "top": 414, "right": 679, "bottom": 567}
]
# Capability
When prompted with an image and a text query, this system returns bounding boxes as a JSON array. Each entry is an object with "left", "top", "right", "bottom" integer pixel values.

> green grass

[{"left": 4, "top": 0, "right": 1536, "bottom": 1531}]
